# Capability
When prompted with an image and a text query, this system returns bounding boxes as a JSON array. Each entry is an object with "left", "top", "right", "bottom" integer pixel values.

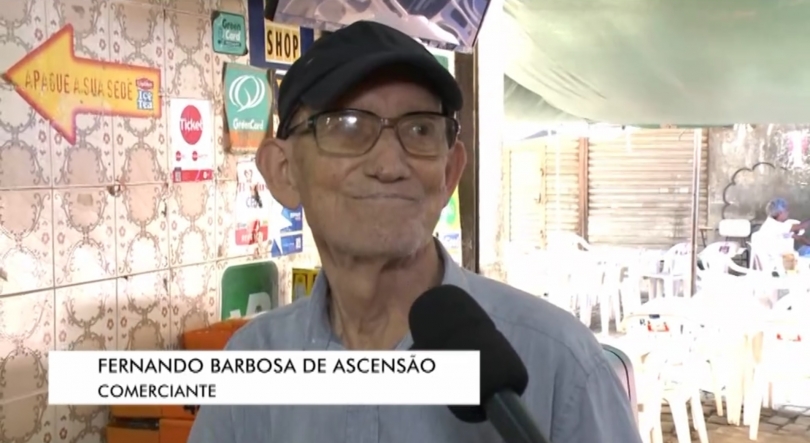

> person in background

[
  {"left": 188, "top": 21, "right": 640, "bottom": 443},
  {"left": 758, "top": 198, "right": 810, "bottom": 256}
]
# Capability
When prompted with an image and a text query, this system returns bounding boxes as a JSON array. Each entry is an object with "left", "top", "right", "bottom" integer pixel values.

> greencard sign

[
  {"left": 212, "top": 11, "right": 247, "bottom": 56},
  {"left": 220, "top": 261, "right": 279, "bottom": 320},
  {"left": 433, "top": 54, "right": 450, "bottom": 71},
  {"left": 223, "top": 63, "right": 272, "bottom": 152},
  {"left": 428, "top": 47, "right": 462, "bottom": 264}
]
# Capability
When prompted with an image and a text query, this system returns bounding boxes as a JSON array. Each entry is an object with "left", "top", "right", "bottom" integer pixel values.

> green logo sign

[
  {"left": 212, "top": 11, "right": 247, "bottom": 56},
  {"left": 441, "top": 194, "right": 458, "bottom": 227},
  {"left": 220, "top": 261, "right": 279, "bottom": 320},
  {"left": 434, "top": 54, "right": 449, "bottom": 71},
  {"left": 223, "top": 63, "right": 271, "bottom": 150}
]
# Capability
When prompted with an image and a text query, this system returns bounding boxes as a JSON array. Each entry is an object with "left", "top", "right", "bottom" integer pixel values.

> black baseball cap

[{"left": 275, "top": 21, "right": 463, "bottom": 139}]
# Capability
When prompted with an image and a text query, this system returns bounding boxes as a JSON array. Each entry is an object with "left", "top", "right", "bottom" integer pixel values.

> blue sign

[
  {"left": 271, "top": 233, "right": 303, "bottom": 257},
  {"left": 281, "top": 207, "right": 303, "bottom": 233},
  {"left": 247, "top": 0, "right": 314, "bottom": 70},
  {"left": 268, "top": 200, "right": 304, "bottom": 257}
]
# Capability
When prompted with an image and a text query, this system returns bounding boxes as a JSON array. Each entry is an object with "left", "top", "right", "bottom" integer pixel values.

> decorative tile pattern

[
  {"left": 213, "top": 0, "right": 246, "bottom": 14},
  {"left": 53, "top": 188, "right": 116, "bottom": 285},
  {"left": 0, "top": 0, "right": 319, "bottom": 441},
  {"left": 0, "top": 190, "right": 54, "bottom": 296},
  {"left": 117, "top": 271, "right": 170, "bottom": 350},
  {"left": 164, "top": 0, "right": 211, "bottom": 15},
  {"left": 0, "top": 290, "right": 54, "bottom": 400},
  {"left": 111, "top": 1, "right": 169, "bottom": 185},
  {"left": 213, "top": 92, "right": 239, "bottom": 181},
  {"left": 214, "top": 180, "right": 239, "bottom": 258},
  {"left": 169, "top": 263, "right": 217, "bottom": 347},
  {"left": 0, "top": 0, "right": 52, "bottom": 192},
  {"left": 168, "top": 182, "right": 216, "bottom": 265},
  {"left": 0, "top": 399, "right": 55, "bottom": 443},
  {"left": 48, "top": 0, "right": 114, "bottom": 187},
  {"left": 164, "top": 11, "right": 212, "bottom": 100},
  {"left": 55, "top": 280, "right": 117, "bottom": 352},
  {"left": 115, "top": 183, "right": 170, "bottom": 275}
]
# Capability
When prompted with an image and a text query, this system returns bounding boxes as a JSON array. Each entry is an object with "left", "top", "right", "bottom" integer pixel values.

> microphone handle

[{"left": 484, "top": 390, "right": 551, "bottom": 443}]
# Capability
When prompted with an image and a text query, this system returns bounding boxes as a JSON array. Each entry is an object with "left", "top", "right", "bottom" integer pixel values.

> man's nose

[{"left": 362, "top": 129, "right": 411, "bottom": 182}]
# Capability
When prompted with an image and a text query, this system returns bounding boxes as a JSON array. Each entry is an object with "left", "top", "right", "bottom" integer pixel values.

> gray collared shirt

[{"left": 188, "top": 246, "right": 641, "bottom": 443}]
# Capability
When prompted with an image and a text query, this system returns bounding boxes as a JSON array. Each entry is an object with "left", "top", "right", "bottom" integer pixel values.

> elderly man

[
  {"left": 758, "top": 198, "right": 810, "bottom": 257},
  {"left": 189, "top": 21, "right": 640, "bottom": 443}
]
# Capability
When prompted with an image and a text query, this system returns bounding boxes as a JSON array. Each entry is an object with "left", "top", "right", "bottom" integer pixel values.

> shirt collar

[{"left": 303, "top": 240, "right": 471, "bottom": 350}]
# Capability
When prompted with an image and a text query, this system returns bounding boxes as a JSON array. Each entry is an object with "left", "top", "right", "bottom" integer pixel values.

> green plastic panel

[{"left": 220, "top": 260, "right": 279, "bottom": 320}]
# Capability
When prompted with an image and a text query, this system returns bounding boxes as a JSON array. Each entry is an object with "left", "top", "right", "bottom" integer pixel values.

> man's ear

[
  {"left": 444, "top": 140, "right": 467, "bottom": 197},
  {"left": 255, "top": 137, "right": 301, "bottom": 209}
]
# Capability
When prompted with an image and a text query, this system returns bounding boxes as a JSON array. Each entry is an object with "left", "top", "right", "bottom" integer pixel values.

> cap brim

[{"left": 299, "top": 52, "right": 463, "bottom": 114}]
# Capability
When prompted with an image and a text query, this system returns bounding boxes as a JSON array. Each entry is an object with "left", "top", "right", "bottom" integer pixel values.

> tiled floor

[{"left": 659, "top": 400, "right": 810, "bottom": 442}]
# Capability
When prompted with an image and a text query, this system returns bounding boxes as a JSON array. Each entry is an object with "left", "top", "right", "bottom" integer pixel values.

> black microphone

[{"left": 409, "top": 285, "right": 551, "bottom": 443}]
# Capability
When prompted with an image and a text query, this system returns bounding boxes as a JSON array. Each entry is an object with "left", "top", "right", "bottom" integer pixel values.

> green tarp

[{"left": 503, "top": 0, "right": 810, "bottom": 125}]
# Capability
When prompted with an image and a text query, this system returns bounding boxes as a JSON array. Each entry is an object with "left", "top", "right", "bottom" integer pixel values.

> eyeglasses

[{"left": 286, "top": 109, "right": 460, "bottom": 158}]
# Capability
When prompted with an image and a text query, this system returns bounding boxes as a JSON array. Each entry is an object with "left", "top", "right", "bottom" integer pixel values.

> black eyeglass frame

[{"left": 285, "top": 108, "right": 461, "bottom": 158}]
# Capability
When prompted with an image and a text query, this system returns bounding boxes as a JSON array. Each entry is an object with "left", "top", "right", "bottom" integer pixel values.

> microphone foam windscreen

[{"left": 409, "top": 285, "right": 529, "bottom": 423}]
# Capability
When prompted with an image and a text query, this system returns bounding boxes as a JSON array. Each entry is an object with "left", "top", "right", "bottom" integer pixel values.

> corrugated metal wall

[
  {"left": 544, "top": 136, "right": 581, "bottom": 235},
  {"left": 587, "top": 129, "right": 709, "bottom": 249},
  {"left": 505, "top": 128, "right": 709, "bottom": 250},
  {"left": 506, "top": 139, "right": 545, "bottom": 246},
  {"left": 506, "top": 135, "right": 580, "bottom": 248}
]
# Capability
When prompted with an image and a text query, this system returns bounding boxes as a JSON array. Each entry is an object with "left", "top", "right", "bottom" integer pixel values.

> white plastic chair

[
  {"left": 749, "top": 231, "right": 787, "bottom": 276},
  {"left": 546, "top": 231, "right": 591, "bottom": 251},
  {"left": 619, "top": 249, "right": 669, "bottom": 330},
  {"left": 749, "top": 220, "right": 802, "bottom": 276},
  {"left": 639, "top": 243, "right": 692, "bottom": 298},
  {"left": 622, "top": 312, "right": 710, "bottom": 443},
  {"left": 699, "top": 241, "right": 744, "bottom": 274},
  {"left": 744, "top": 292, "right": 810, "bottom": 440},
  {"left": 717, "top": 219, "right": 752, "bottom": 239},
  {"left": 544, "top": 249, "right": 592, "bottom": 314},
  {"left": 636, "top": 357, "right": 665, "bottom": 443}
]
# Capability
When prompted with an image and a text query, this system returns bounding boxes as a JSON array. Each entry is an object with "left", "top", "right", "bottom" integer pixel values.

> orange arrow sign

[{"left": 2, "top": 24, "right": 162, "bottom": 145}]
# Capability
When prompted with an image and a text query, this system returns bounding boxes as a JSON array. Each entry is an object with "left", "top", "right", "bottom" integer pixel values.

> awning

[{"left": 502, "top": 0, "right": 810, "bottom": 125}]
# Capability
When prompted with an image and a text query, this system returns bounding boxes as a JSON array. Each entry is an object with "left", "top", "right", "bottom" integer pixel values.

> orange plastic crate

[
  {"left": 181, "top": 319, "right": 249, "bottom": 350},
  {"left": 161, "top": 406, "right": 197, "bottom": 420},
  {"left": 110, "top": 406, "right": 162, "bottom": 419},
  {"left": 107, "top": 425, "right": 160, "bottom": 443},
  {"left": 209, "top": 318, "right": 250, "bottom": 331},
  {"left": 160, "top": 418, "right": 193, "bottom": 443}
]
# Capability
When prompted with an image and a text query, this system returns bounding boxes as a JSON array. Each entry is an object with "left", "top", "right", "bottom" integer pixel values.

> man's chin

[{"left": 329, "top": 235, "right": 432, "bottom": 260}]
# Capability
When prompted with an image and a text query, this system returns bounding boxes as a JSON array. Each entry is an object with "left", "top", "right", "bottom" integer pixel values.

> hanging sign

[
  {"left": 212, "top": 11, "right": 248, "bottom": 56},
  {"left": 169, "top": 98, "right": 214, "bottom": 182},
  {"left": 264, "top": 21, "right": 302, "bottom": 65},
  {"left": 2, "top": 24, "right": 161, "bottom": 145},
  {"left": 247, "top": 0, "right": 314, "bottom": 70},
  {"left": 223, "top": 63, "right": 272, "bottom": 152}
]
